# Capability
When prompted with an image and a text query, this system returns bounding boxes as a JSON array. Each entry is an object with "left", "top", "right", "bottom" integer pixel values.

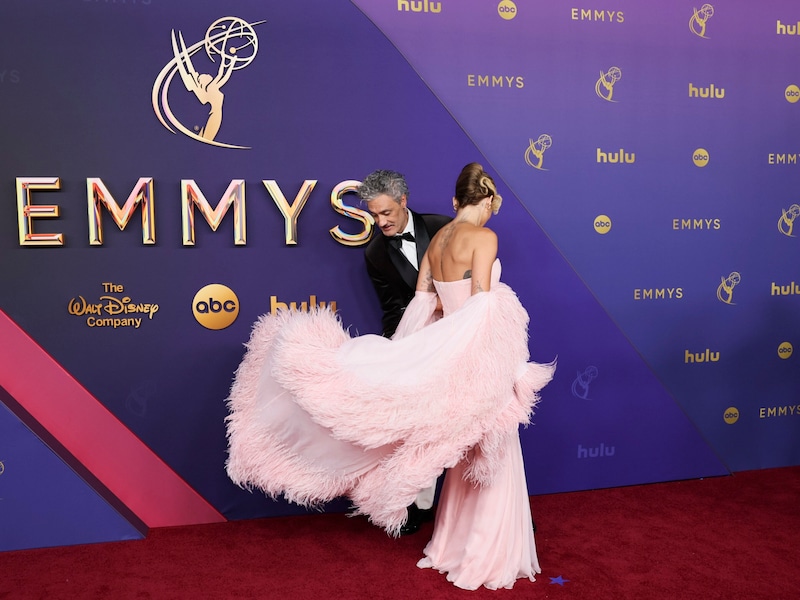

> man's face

[{"left": 366, "top": 194, "right": 409, "bottom": 238}]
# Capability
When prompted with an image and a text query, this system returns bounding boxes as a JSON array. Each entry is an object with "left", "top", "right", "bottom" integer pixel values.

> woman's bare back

[
  {"left": 424, "top": 221, "right": 498, "bottom": 294},
  {"left": 427, "top": 222, "right": 475, "bottom": 281}
]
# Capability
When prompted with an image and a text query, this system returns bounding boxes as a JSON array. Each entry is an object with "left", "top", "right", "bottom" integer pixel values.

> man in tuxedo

[
  {"left": 359, "top": 170, "right": 451, "bottom": 338},
  {"left": 357, "top": 170, "right": 450, "bottom": 534}
]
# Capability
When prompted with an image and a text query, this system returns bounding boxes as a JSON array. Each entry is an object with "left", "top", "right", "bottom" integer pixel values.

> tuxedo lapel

[
  {"left": 412, "top": 211, "right": 432, "bottom": 265},
  {"left": 386, "top": 237, "right": 418, "bottom": 290},
  {"left": 378, "top": 210, "right": 437, "bottom": 292}
]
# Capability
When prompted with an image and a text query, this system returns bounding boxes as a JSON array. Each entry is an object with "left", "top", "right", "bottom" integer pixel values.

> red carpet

[{"left": 2, "top": 467, "right": 799, "bottom": 599}]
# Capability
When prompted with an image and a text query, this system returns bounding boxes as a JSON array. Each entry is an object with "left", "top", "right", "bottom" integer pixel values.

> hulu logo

[
  {"left": 689, "top": 83, "right": 725, "bottom": 99},
  {"left": 397, "top": 0, "right": 442, "bottom": 13}
]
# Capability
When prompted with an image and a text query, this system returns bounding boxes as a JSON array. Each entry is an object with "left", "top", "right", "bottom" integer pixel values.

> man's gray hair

[{"left": 356, "top": 170, "right": 409, "bottom": 203}]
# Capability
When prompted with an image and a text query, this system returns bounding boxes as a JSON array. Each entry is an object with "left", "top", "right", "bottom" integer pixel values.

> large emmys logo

[
  {"left": 778, "top": 204, "right": 800, "bottom": 237},
  {"left": 152, "top": 17, "right": 264, "bottom": 149},
  {"left": 689, "top": 4, "right": 714, "bottom": 38},
  {"left": 595, "top": 67, "right": 621, "bottom": 102},
  {"left": 716, "top": 271, "right": 741, "bottom": 305},
  {"left": 571, "top": 366, "right": 598, "bottom": 399},
  {"left": 524, "top": 135, "right": 552, "bottom": 170}
]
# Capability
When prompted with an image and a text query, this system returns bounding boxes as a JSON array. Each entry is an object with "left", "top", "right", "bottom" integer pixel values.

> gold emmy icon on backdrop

[
  {"left": 689, "top": 4, "right": 714, "bottom": 38},
  {"left": 778, "top": 204, "right": 800, "bottom": 237},
  {"left": 571, "top": 366, "right": 598, "bottom": 400},
  {"left": 153, "top": 17, "right": 264, "bottom": 149},
  {"left": 595, "top": 67, "right": 622, "bottom": 102},
  {"left": 524, "top": 134, "right": 552, "bottom": 170},
  {"left": 716, "top": 271, "right": 740, "bottom": 305}
]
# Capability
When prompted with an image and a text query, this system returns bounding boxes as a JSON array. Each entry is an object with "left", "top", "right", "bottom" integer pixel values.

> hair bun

[{"left": 478, "top": 175, "right": 494, "bottom": 196}]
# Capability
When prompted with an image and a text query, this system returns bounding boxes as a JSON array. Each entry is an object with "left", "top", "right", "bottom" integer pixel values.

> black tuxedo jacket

[{"left": 365, "top": 210, "right": 451, "bottom": 338}]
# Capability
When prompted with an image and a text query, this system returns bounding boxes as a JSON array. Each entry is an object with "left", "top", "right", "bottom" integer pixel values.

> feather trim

[{"left": 225, "top": 282, "right": 555, "bottom": 536}]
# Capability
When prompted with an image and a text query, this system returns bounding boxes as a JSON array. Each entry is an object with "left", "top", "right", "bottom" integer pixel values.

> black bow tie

[{"left": 389, "top": 232, "right": 415, "bottom": 249}]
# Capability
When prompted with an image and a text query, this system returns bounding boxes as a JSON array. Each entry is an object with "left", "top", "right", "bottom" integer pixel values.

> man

[
  {"left": 359, "top": 170, "right": 451, "bottom": 338},
  {"left": 357, "top": 170, "right": 450, "bottom": 534}
]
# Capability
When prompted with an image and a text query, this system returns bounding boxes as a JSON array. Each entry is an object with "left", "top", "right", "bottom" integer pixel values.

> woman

[
  {"left": 405, "top": 163, "right": 549, "bottom": 589},
  {"left": 225, "top": 163, "right": 554, "bottom": 591}
]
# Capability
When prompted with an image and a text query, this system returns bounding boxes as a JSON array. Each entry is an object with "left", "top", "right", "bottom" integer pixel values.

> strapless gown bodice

[{"left": 433, "top": 258, "right": 502, "bottom": 316}]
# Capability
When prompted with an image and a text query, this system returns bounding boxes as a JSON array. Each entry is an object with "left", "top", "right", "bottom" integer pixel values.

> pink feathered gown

[{"left": 225, "top": 259, "right": 554, "bottom": 590}]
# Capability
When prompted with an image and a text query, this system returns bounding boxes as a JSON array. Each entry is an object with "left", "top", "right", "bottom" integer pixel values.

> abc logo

[
  {"left": 193, "top": 284, "right": 239, "bottom": 330},
  {"left": 785, "top": 85, "right": 800, "bottom": 104},
  {"left": 693, "top": 148, "right": 710, "bottom": 167},
  {"left": 498, "top": 0, "right": 517, "bottom": 20},
  {"left": 723, "top": 407, "right": 739, "bottom": 425},
  {"left": 778, "top": 342, "right": 793, "bottom": 359},
  {"left": 594, "top": 214, "right": 612, "bottom": 234}
]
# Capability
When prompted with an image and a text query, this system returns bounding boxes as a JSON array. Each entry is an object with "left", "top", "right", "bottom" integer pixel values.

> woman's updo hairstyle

[{"left": 454, "top": 162, "right": 503, "bottom": 214}]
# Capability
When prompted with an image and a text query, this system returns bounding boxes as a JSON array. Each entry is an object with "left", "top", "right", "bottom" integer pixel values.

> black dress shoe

[
  {"left": 399, "top": 504, "right": 435, "bottom": 536},
  {"left": 399, "top": 518, "right": 421, "bottom": 536},
  {"left": 418, "top": 507, "right": 435, "bottom": 524}
]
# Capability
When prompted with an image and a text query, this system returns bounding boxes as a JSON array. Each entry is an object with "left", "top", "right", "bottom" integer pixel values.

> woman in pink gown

[
  {"left": 412, "top": 163, "right": 545, "bottom": 590},
  {"left": 225, "top": 163, "right": 554, "bottom": 591}
]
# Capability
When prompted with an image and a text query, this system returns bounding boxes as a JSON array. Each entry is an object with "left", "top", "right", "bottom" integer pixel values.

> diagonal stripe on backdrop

[{"left": 0, "top": 308, "right": 225, "bottom": 528}]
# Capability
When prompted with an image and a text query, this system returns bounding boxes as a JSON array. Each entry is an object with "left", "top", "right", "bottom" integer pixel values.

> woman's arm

[
  {"left": 416, "top": 252, "right": 442, "bottom": 312},
  {"left": 469, "top": 228, "right": 498, "bottom": 295},
  {"left": 416, "top": 252, "right": 435, "bottom": 292}
]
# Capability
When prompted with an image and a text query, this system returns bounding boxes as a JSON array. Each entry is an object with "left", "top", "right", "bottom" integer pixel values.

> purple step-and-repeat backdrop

[{"left": 1, "top": 0, "right": 797, "bottom": 551}]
